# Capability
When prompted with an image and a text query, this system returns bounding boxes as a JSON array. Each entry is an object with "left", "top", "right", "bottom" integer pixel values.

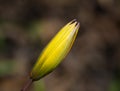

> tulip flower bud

[
  {"left": 21, "top": 20, "right": 80, "bottom": 91},
  {"left": 30, "top": 19, "right": 80, "bottom": 81}
]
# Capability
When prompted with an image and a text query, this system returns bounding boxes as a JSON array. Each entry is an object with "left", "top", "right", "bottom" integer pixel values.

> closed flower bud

[{"left": 30, "top": 19, "right": 80, "bottom": 81}]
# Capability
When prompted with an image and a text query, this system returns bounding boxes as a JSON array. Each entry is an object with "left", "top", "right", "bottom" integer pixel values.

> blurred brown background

[{"left": 0, "top": 0, "right": 120, "bottom": 91}]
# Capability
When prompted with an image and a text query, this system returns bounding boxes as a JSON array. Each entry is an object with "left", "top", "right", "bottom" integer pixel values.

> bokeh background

[{"left": 0, "top": 0, "right": 120, "bottom": 91}]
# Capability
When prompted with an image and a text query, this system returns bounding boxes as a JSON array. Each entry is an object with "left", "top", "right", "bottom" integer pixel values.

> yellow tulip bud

[{"left": 30, "top": 19, "right": 80, "bottom": 81}]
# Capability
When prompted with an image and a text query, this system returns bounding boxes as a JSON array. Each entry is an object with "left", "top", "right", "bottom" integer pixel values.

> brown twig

[{"left": 21, "top": 78, "right": 33, "bottom": 91}]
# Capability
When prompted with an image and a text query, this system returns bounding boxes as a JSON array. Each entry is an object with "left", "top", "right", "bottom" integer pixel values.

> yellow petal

[{"left": 30, "top": 19, "right": 80, "bottom": 81}]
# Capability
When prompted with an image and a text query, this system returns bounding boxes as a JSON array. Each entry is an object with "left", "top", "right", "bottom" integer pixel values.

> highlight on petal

[{"left": 30, "top": 19, "right": 80, "bottom": 81}]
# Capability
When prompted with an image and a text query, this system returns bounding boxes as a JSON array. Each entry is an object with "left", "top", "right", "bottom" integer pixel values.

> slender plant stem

[{"left": 21, "top": 78, "right": 33, "bottom": 91}]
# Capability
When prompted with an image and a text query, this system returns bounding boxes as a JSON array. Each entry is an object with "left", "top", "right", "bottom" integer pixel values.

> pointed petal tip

[
  {"left": 70, "top": 19, "right": 80, "bottom": 27},
  {"left": 70, "top": 19, "right": 77, "bottom": 24},
  {"left": 75, "top": 22, "right": 80, "bottom": 28}
]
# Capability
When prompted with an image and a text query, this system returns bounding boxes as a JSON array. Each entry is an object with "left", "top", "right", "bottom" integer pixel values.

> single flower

[
  {"left": 21, "top": 19, "right": 80, "bottom": 91},
  {"left": 30, "top": 19, "right": 80, "bottom": 81}
]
